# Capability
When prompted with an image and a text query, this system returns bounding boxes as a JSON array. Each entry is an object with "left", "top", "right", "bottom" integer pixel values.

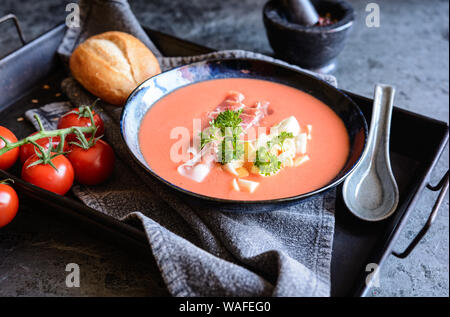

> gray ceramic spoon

[{"left": 343, "top": 84, "right": 399, "bottom": 221}]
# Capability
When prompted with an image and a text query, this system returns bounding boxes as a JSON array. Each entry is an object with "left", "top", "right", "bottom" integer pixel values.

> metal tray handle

[
  {"left": 0, "top": 14, "right": 26, "bottom": 46},
  {"left": 392, "top": 170, "right": 449, "bottom": 259}
]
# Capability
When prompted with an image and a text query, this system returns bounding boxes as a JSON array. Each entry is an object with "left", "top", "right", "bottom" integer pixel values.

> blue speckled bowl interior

[{"left": 120, "top": 58, "right": 367, "bottom": 204}]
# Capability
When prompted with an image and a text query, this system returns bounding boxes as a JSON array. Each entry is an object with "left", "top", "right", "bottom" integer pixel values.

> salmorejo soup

[{"left": 139, "top": 78, "right": 350, "bottom": 201}]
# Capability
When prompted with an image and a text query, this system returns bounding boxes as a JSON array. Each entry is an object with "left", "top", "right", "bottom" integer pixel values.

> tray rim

[
  {"left": 358, "top": 128, "right": 448, "bottom": 296},
  {"left": 0, "top": 22, "right": 448, "bottom": 297}
]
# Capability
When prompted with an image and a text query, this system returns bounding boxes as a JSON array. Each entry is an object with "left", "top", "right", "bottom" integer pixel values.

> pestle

[{"left": 278, "top": 0, "right": 320, "bottom": 26}]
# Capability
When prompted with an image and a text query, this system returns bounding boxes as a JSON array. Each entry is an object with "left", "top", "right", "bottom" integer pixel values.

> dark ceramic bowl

[
  {"left": 120, "top": 58, "right": 367, "bottom": 208},
  {"left": 263, "top": 0, "right": 354, "bottom": 72}
]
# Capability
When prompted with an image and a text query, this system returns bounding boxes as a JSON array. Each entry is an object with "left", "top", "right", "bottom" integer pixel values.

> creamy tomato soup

[{"left": 139, "top": 78, "right": 349, "bottom": 200}]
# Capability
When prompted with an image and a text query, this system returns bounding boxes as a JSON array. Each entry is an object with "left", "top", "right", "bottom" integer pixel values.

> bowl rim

[
  {"left": 263, "top": 0, "right": 355, "bottom": 34},
  {"left": 120, "top": 57, "right": 368, "bottom": 204}
]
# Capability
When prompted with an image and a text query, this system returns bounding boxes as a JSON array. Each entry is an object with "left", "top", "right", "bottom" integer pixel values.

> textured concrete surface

[{"left": 0, "top": 0, "right": 448, "bottom": 296}]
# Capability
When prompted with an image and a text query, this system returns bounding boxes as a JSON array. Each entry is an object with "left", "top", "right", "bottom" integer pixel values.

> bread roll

[{"left": 69, "top": 31, "right": 161, "bottom": 106}]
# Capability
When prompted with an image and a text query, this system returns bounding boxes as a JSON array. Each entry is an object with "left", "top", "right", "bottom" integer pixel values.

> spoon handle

[{"left": 367, "top": 84, "right": 395, "bottom": 158}]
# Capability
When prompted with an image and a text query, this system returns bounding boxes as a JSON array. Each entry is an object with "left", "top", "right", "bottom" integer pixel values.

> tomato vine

[{"left": 0, "top": 108, "right": 97, "bottom": 157}]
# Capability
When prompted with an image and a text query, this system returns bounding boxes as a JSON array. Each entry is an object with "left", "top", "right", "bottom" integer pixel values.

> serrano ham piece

[
  {"left": 178, "top": 91, "right": 269, "bottom": 183},
  {"left": 208, "top": 91, "right": 245, "bottom": 120}
]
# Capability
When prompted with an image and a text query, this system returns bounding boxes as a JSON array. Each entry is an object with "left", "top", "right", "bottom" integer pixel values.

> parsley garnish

[
  {"left": 200, "top": 127, "right": 219, "bottom": 149},
  {"left": 219, "top": 131, "right": 244, "bottom": 164},
  {"left": 254, "top": 132, "right": 294, "bottom": 175},
  {"left": 254, "top": 146, "right": 281, "bottom": 176},
  {"left": 200, "top": 109, "right": 245, "bottom": 164},
  {"left": 267, "top": 131, "right": 294, "bottom": 148},
  {"left": 214, "top": 110, "right": 244, "bottom": 164},
  {"left": 211, "top": 109, "right": 243, "bottom": 133},
  {"left": 215, "top": 109, "right": 244, "bottom": 164}
]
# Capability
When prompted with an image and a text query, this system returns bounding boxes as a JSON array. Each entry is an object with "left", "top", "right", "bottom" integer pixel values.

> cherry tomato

[
  {"left": 57, "top": 107, "right": 104, "bottom": 141},
  {"left": 0, "top": 126, "right": 19, "bottom": 170},
  {"left": 0, "top": 183, "right": 19, "bottom": 228},
  {"left": 22, "top": 153, "right": 74, "bottom": 195},
  {"left": 19, "top": 132, "right": 66, "bottom": 164},
  {"left": 67, "top": 140, "right": 115, "bottom": 185}
]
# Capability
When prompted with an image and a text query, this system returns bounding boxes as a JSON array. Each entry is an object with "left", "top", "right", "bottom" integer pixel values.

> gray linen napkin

[{"left": 25, "top": 0, "right": 338, "bottom": 296}]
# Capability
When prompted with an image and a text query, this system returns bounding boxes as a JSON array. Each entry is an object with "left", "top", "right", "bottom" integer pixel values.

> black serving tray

[{"left": 0, "top": 18, "right": 448, "bottom": 297}]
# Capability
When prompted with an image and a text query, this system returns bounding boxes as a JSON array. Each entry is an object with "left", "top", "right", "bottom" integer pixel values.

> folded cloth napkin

[{"left": 26, "top": 0, "right": 338, "bottom": 296}]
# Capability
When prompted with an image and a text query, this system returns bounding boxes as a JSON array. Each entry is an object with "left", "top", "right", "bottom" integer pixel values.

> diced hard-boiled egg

[
  {"left": 231, "top": 178, "right": 240, "bottom": 191},
  {"left": 237, "top": 179, "right": 260, "bottom": 193},
  {"left": 223, "top": 162, "right": 239, "bottom": 176},
  {"left": 236, "top": 167, "right": 250, "bottom": 178},
  {"left": 294, "top": 155, "right": 310, "bottom": 166},
  {"left": 281, "top": 138, "right": 296, "bottom": 156},
  {"left": 251, "top": 165, "right": 260, "bottom": 174},
  {"left": 269, "top": 144, "right": 282, "bottom": 156},
  {"left": 295, "top": 133, "right": 308, "bottom": 154},
  {"left": 270, "top": 116, "right": 300, "bottom": 137},
  {"left": 282, "top": 157, "right": 294, "bottom": 167},
  {"left": 237, "top": 117, "right": 310, "bottom": 183},
  {"left": 277, "top": 151, "right": 291, "bottom": 164}
]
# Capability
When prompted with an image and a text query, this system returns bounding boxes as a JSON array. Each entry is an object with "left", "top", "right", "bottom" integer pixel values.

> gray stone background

[{"left": 0, "top": 0, "right": 448, "bottom": 296}]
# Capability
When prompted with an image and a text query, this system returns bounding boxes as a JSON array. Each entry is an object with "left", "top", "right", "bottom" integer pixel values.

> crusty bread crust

[{"left": 69, "top": 31, "right": 161, "bottom": 106}]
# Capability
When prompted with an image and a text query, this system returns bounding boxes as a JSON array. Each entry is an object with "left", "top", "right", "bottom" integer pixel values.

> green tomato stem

[
  {"left": 0, "top": 178, "right": 14, "bottom": 185},
  {"left": 0, "top": 123, "right": 96, "bottom": 156},
  {"left": 35, "top": 114, "right": 46, "bottom": 132}
]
